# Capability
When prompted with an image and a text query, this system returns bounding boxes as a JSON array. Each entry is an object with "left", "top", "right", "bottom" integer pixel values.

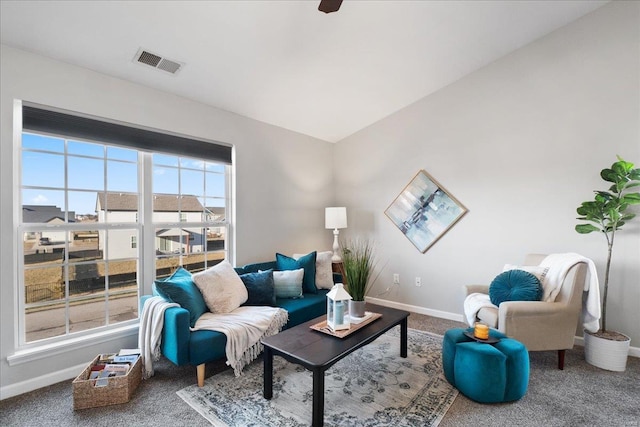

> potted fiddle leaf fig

[
  {"left": 575, "top": 155, "right": 640, "bottom": 371},
  {"left": 341, "top": 238, "right": 376, "bottom": 318}
]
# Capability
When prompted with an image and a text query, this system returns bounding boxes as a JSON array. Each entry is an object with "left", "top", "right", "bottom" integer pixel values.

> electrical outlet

[
  {"left": 393, "top": 274, "right": 400, "bottom": 285},
  {"left": 415, "top": 277, "right": 421, "bottom": 287}
]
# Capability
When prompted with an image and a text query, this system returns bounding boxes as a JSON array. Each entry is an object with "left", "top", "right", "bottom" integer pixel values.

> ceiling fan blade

[{"left": 318, "top": 0, "right": 343, "bottom": 14}]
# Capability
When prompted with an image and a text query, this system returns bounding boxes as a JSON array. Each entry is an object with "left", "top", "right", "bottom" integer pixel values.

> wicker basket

[{"left": 72, "top": 354, "right": 142, "bottom": 410}]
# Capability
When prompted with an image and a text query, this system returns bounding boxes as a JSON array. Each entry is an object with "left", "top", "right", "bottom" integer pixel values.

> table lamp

[{"left": 325, "top": 207, "right": 347, "bottom": 262}]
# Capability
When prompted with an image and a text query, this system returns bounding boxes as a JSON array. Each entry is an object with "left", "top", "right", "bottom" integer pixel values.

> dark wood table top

[{"left": 262, "top": 303, "right": 410, "bottom": 371}]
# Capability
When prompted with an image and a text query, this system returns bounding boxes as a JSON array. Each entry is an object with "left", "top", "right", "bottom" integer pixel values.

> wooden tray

[{"left": 310, "top": 312, "right": 382, "bottom": 338}]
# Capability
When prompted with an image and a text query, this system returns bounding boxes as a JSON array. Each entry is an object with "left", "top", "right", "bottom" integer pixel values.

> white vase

[{"left": 584, "top": 330, "right": 630, "bottom": 372}]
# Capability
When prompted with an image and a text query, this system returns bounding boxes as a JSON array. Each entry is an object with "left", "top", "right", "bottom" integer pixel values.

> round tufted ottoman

[{"left": 442, "top": 328, "right": 529, "bottom": 403}]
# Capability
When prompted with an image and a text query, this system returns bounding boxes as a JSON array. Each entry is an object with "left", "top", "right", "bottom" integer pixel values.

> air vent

[{"left": 133, "top": 48, "right": 184, "bottom": 75}]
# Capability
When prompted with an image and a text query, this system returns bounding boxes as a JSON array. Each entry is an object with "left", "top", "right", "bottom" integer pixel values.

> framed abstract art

[{"left": 385, "top": 170, "right": 468, "bottom": 253}]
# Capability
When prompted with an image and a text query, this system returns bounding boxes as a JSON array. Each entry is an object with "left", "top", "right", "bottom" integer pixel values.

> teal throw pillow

[
  {"left": 240, "top": 270, "right": 277, "bottom": 306},
  {"left": 276, "top": 251, "right": 317, "bottom": 294},
  {"left": 154, "top": 267, "right": 207, "bottom": 327},
  {"left": 489, "top": 269, "right": 543, "bottom": 306}
]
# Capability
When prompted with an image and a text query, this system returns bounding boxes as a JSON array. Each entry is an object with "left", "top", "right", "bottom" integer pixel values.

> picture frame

[{"left": 385, "top": 170, "right": 468, "bottom": 253}]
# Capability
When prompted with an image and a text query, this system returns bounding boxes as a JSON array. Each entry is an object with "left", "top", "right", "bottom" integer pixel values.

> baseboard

[
  {"left": 366, "top": 297, "right": 465, "bottom": 323},
  {"left": 365, "top": 297, "right": 640, "bottom": 358},
  {"left": 0, "top": 362, "right": 86, "bottom": 401}
]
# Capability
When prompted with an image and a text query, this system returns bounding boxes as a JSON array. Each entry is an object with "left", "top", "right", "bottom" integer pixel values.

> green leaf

[
  {"left": 621, "top": 213, "right": 636, "bottom": 221},
  {"left": 622, "top": 193, "right": 640, "bottom": 204},
  {"left": 575, "top": 224, "right": 600, "bottom": 234},
  {"left": 600, "top": 168, "right": 618, "bottom": 183}
]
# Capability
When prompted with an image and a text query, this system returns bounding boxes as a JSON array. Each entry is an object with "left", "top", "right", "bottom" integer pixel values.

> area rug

[{"left": 177, "top": 328, "right": 458, "bottom": 426}]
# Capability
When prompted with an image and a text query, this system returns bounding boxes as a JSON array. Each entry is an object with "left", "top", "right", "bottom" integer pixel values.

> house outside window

[{"left": 17, "top": 103, "right": 232, "bottom": 345}]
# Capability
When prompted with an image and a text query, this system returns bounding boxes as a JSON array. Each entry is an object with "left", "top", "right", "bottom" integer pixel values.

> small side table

[{"left": 331, "top": 261, "right": 347, "bottom": 286}]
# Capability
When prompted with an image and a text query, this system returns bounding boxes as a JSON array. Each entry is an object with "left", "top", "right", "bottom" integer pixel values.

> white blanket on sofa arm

[{"left": 192, "top": 306, "right": 289, "bottom": 376}]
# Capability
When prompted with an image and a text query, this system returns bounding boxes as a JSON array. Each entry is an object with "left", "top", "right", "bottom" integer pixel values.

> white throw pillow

[
  {"left": 294, "top": 250, "right": 334, "bottom": 290},
  {"left": 193, "top": 260, "right": 248, "bottom": 314},
  {"left": 271, "top": 268, "right": 304, "bottom": 299}
]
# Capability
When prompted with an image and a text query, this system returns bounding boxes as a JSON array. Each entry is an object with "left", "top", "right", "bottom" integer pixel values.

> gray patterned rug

[{"left": 177, "top": 328, "right": 458, "bottom": 426}]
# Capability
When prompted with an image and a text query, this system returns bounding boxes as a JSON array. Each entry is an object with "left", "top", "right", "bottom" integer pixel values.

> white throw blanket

[
  {"left": 138, "top": 296, "right": 179, "bottom": 379},
  {"left": 192, "top": 306, "right": 289, "bottom": 376},
  {"left": 540, "top": 253, "right": 601, "bottom": 332},
  {"left": 463, "top": 292, "right": 496, "bottom": 327}
]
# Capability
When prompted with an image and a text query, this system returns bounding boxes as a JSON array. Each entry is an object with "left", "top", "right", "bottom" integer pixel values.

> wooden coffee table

[{"left": 261, "top": 303, "right": 410, "bottom": 427}]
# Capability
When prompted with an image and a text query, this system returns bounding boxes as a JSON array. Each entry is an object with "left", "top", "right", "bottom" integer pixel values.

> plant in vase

[
  {"left": 341, "top": 238, "right": 376, "bottom": 318},
  {"left": 575, "top": 155, "right": 640, "bottom": 371}
]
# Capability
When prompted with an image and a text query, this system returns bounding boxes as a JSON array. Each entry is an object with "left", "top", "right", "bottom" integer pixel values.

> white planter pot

[{"left": 584, "top": 331, "right": 630, "bottom": 372}]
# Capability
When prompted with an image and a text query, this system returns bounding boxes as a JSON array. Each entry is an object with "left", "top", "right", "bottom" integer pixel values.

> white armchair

[{"left": 464, "top": 254, "right": 588, "bottom": 369}]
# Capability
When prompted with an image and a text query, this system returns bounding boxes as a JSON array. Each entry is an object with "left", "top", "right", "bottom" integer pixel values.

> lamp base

[{"left": 332, "top": 229, "right": 341, "bottom": 261}]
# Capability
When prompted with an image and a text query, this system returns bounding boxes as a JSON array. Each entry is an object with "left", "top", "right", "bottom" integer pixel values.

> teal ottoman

[{"left": 442, "top": 328, "right": 529, "bottom": 403}]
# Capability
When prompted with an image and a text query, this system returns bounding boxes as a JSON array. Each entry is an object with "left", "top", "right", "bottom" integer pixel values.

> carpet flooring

[{"left": 1, "top": 312, "right": 639, "bottom": 426}]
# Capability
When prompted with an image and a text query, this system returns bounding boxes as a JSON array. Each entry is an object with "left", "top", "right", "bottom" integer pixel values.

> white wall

[
  {"left": 0, "top": 46, "right": 334, "bottom": 395},
  {"left": 335, "top": 2, "right": 640, "bottom": 344}
]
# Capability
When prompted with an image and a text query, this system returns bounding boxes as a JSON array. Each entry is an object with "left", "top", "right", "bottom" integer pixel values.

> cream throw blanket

[
  {"left": 192, "top": 306, "right": 289, "bottom": 376},
  {"left": 539, "top": 253, "right": 601, "bottom": 332},
  {"left": 138, "top": 296, "right": 179, "bottom": 379}
]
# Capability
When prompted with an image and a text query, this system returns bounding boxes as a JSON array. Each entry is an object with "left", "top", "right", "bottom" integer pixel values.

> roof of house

[
  {"left": 96, "top": 193, "right": 204, "bottom": 212},
  {"left": 22, "top": 205, "right": 76, "bottom": 223}
]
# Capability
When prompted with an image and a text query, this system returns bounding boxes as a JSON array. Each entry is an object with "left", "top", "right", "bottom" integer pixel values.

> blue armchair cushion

[
  {"left": 154, "top": 267, "right": 207, "bottom": 327},
  {"left": 240, "top": 270, "right": 277, "bottom": 306},
  {"left": 489, "top": 269, "right": 543, "bottom": 306},
  {"left": 276, "top": 251, "right": 318, "bottom": 294}
]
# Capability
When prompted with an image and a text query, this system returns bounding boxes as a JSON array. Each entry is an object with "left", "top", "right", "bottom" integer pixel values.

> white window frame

[{"left": 12, "top": 101, "right": 233, "bottom": 356}]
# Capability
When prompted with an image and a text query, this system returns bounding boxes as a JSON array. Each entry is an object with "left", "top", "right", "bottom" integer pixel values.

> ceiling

[{"left": 0, "top": 1, "right": 608, "bottom": 143}]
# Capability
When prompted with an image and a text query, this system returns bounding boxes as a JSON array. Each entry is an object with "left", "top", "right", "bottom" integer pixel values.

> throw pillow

[
  {"left": 503, "top": 264, "right": 554, "bottom": 301},
  {"left": 294, "top": 250, "right": 333, "bottom": 290},
  {"left": 489, "top": 269, "right": 543, "bottom": 306},
  {"left": 272, "top": 268, "right": 304, "bottom": 299},
  {"left": 192, "top": 260, "right": 248, "bottom": 314},
  {"left": 154, "top": 267, "right": 207, "bottom": 327},
  {"left": 240, "top": 270, "right": 277, "bottom": 306},
  {"left": 276, "top": 251, "right": 317, "bottom": 294}
]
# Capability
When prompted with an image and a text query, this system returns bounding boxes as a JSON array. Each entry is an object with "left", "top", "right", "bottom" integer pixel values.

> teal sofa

[{"left": 141, "top": 260, "right": 337, "bottom": 386}]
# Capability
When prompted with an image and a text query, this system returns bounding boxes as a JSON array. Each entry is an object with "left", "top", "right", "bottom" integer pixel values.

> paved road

[{"left": 25, "top": 292, "right": 138, "bottom": 342}]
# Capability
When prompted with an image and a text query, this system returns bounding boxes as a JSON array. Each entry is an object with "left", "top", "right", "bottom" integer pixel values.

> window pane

[
  {"left": 205, "top": 162, "right": 225, "bottom": 173},
  {"left": 69, "top": 296, "right": 106, "bottom": 333},
  {"left": 107, "top": 160, "right": 138, "bottom": 192},
  {"left": 24, "top": 265, "right": 65, "bottom": 304},
  {"left": 67, "top": 140, "right": 104, "bottom": 158},
  {"left": 108, "top": 293, "right": 138, "bottom": 324},
  {"left": 68, "top": 156, "right": 104, "bottom": 191},
  {"left": 205, "top": 172, "right": 225, "bottom": 198},
  {"left": 21, "top": 194, "right": 66, "bottom": 223},
  {"left": 68, "top": 190, "right": 98, "bottom": 220},
  {"left": 155, "top": 253, "right": 181, "bottom": 281},
  {"left": 100, "top": 192, "right": 138, "bottom": 224},
  {"left": 106, "top": 229, "right": 138, "bottom": 261},
  {"left": 153, "top": 166, "right": 178, "bottom": 195},
  {"left": 23, "top": 230, "right": 65, "bottom": 264},
  {"left": 153, "top": 153, "right": 179, "bottom": 167},
  {"left": 181, "top": 168, "right": 204, "bottom": 197},
  {"left": 69, "top": 230, "right": 101, "bottom": 263},
  {"left": 22, "top": 133, "right": 65, "bottom": 153},
  {"left": 24, "top": 264, "right": 66, "bottom": 342},
  {"left": 107, "top": 146, "right": 137, "bottom": 162},
  {"left": 22, "top": 151, "right": 64, "bottom": 188}
]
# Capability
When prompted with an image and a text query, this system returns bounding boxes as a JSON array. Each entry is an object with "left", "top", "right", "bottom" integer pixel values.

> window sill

[{"left": 7, "top": 323, "right": 138, "bottom": 367}]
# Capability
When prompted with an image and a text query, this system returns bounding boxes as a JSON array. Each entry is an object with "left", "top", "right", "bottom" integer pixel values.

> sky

[{"left": 21, "top": 132, "right": 226, "bottom": 216}]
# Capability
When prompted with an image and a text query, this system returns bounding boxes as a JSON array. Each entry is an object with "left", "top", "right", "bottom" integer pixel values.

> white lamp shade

[{"left": 325, "top": 207, "right": 347, "bottom": 229}]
